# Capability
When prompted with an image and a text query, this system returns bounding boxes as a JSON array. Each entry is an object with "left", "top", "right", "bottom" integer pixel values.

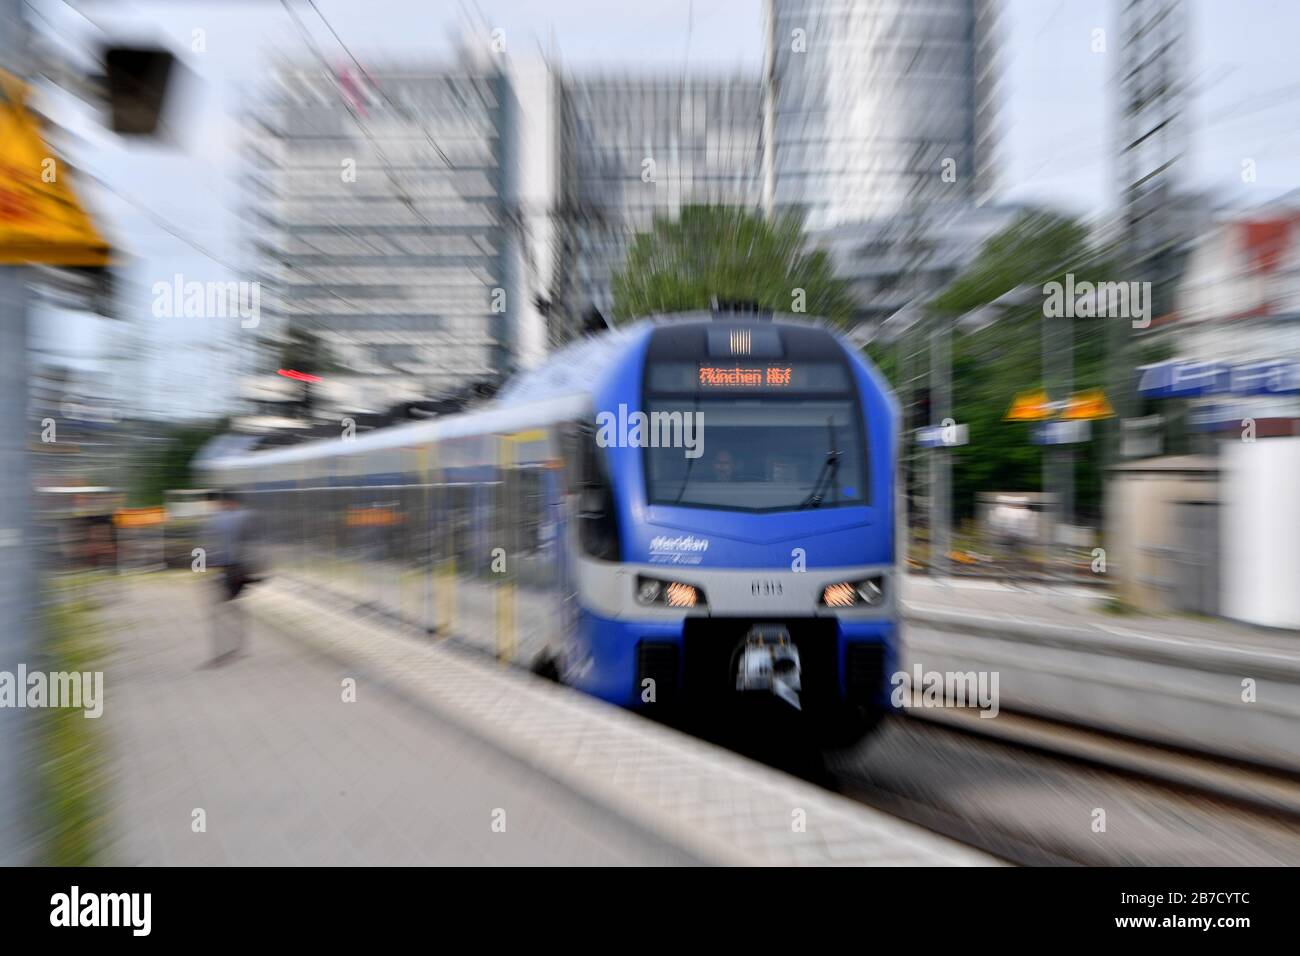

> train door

[
  {"left": 439, "top": 435, "right": 493, "bottom": 654},
  {"left": 496, "top": 429, "right": 564, "bottom": 671},
  {"left": 398, "top": 445, "right": 427, "bottom": 628},
  {"left": 546, "top": 459, "right": 577, "bottom": 676}
]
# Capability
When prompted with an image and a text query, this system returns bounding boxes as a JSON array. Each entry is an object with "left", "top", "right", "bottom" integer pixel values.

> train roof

[
  {"left": 202, "top": 322, "right": 651, "bottom": 472},
  {"left": 203, "top": 313, "right": 854, "bottom": 472},
  {"left": 494, "top": 321, "right": 650, "bottom": 405}
]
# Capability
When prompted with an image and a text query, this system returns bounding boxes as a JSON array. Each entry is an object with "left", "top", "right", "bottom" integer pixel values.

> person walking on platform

[{"left": 207, "top": 493, "right": 253, "bottom": 665}]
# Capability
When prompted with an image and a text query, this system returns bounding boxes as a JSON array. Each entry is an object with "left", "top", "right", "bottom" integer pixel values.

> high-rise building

[
  {"left": 555, "top": 74, "right": 765, "bottom": 333},
  {"left": 250, "top": 3, "right": 1003, "bottom": 380},
  {"left": 811, "top": 203, "right": 1023, "bottom": 330},
  {"left": 247, "top": 56, "right": 553, "bottom": 412},
  {"left": 764, "top": 0, "right": 999, "bottom": 229}
]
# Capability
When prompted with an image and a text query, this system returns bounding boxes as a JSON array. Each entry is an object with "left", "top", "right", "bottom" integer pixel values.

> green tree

[
  {"left": 917, "top": 212, "right": 1118, "bottom": 521},
  {"left": 128, "top": 419, "right": 229, "bottom": 506},
  {"left": 612, "top": 205, "right": 856, "bottom": 325}
]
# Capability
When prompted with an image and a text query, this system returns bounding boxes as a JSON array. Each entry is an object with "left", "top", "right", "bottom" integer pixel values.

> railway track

[{"left": 821, "top": 710, "right": 1300, "bottom": 867}]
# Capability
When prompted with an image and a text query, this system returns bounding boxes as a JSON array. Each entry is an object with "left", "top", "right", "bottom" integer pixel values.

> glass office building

[
  {"left": 764, "top": 0, "right": 999, "bottom": 229},
  {"left": 558, "top": 76, "right": 766, "bottom": 324}
]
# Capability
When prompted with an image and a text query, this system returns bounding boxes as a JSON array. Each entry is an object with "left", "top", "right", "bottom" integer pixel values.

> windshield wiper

[
  {"left": 798, "top": 417, "right": 841, "bottom": 509},
  {"left": 671, "top": 391, "right": 703, "bottom": 504}
]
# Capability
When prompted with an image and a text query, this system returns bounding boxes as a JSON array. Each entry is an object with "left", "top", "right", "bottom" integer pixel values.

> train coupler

[{"left": 733, "top": 624, "right": 802, "bottom": 711}]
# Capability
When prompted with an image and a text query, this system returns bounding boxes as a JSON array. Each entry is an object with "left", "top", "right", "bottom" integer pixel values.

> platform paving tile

[
  {"left": 99, "top": 575, "right": 697, "bottom": 865},
  {"left": 241, "top": 578, "right": 1000, "bottom": 866}
]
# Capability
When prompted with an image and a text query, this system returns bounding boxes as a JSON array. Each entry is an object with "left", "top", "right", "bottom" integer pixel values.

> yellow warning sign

[
  {"left": 0, "top": 69, "right": 109, "bottom": 266},
  {"left": 113, "top": 507, "right": 165, "bottom": 528},
  {"left": 1061, "top": 389, "right": 1114, "bottom": 420},
  {"left": 1004, "top": 389, "right": 1052, "bottom": 421}
]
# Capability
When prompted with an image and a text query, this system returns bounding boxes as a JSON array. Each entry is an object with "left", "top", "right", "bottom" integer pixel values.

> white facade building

[
  {"left": 1167, "top": 207, "right": 1300, "bottom": 431},
  {"left": 248, "top": 54, "right": 555, "bottom": 406}
]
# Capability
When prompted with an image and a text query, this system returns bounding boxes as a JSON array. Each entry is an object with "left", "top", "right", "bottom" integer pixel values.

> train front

[{"left": 571, "top": 318, "right": 899, "bottom": 742}]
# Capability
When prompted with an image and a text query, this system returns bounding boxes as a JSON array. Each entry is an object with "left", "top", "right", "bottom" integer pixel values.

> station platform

[
  {"left": 900, "top": 575, "right": 1300, "bottom": 772},
  {"left": 902, "top": 574, "right": 1300, "bottom": 657},
  {"left": 98, "top": 573, "right": 996, "bottom": 866}
]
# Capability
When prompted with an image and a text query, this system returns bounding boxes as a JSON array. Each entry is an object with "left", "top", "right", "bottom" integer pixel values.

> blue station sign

[{"left": 1137, "top": 360, "right": 1300, "bottom": 398}]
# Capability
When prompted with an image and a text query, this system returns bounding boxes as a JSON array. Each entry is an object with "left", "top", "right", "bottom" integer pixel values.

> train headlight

[
  {"left": 822, "top": 582, "right": 856, "bottom": 607},
  {"left": 821, "top": 576, "right": 886, "bottom": 608},
  {"left": 636, "top": 575, "right": 705, "bottom": 609},
  {"left": 666, "top": 582, "right": 700, "bottom": 608}
]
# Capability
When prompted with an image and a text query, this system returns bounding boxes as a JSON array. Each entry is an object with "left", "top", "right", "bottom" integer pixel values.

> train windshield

[{"left": 642, "top": 366, "right": 869, "bottom": 512}]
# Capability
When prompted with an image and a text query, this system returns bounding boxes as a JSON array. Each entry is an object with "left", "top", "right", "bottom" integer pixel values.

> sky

[{"left": 22, "top": 0, "right": 1300, "bottom": 419}]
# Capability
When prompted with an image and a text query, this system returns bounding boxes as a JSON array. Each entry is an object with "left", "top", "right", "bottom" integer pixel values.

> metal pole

[
  {"left": 0, "top": 271, "right": 37, "bottom": 865},
  {"left": 929, "top": 315, "right": 951, "bottom": 576},
  {"left": 1041, "top": 299, "right": 1074, "bottom": 575},
  {"left": 1040, "top": 305, "right": 1056, "bottom": 571},
  {"left": 1061, "top": 312, "right": 1074, "bottom": 534},
  {"left": 0, "top": 0, "right": 37, "bottom": 865}
]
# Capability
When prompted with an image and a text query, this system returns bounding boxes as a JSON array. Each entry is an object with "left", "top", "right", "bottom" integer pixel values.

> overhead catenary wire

[
  {"left": 278, "top": 0, "right": 432, "bottom": 227},
  {"left": 303, "top": 0, "right": 454, "bottom": 169}
]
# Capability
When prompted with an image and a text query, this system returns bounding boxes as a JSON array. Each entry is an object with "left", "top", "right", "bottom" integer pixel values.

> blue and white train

[{"left": 204, "top": 313, "right": 900, "bottom": 743}]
